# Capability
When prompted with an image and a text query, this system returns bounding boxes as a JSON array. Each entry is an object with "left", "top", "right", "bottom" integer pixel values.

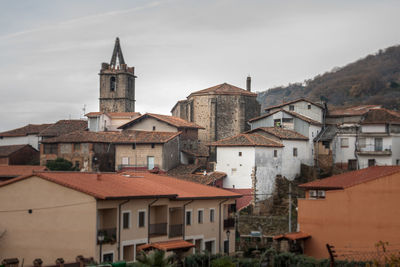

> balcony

[
  {"left": 169, "top": 224, "right": 183, "bottom": 238},
  {"left": 97, "top": 228, "right": 117, "bottom": 244},
  {"left": 224, "top": 218, "right": 235, "bottom": 229},
  {"left": 149, "top": 223, "right": 167, "bottom": 236},
  {"left": 356, "top": 144, "right": 392, "bottom": 156}
]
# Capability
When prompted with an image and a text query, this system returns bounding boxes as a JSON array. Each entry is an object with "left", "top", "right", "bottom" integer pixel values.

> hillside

[{"left": 257, "top": 45, "right": 400, "bottom": 111}]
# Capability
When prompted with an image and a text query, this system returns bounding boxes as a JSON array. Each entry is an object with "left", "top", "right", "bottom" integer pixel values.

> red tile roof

[
  {"left": 189, "top": 83, "right": 257, "bottom": 97},
  {"left": 249, "top": 109, "right": 322, "bottom": 126},
  {"left": 246, "top": 127, "right": 308, "bottom": 141},
  {"left": 118, "top": 113, "right": 204, "bottom": 130},
  {"left": 211, "top": 133, "right": 284, "bottom": 147},
  {"left": 273, "top": 231, "right": 311, "bottom": 241},
  {"left": 0, "top": 171, "right": 241, "bottom": 200},
  {"left": 0, "top": 165, "right": 47, "bottom": 178},
  {"left": 0, "top": 144, "right": 33, "bottom": 157},
  {"left": 167, "top": 164, "right": 226, "bottom": 185},
  {"left": 0, "top": 124, "right": 52, "bottom": 137},
  {"left": 361, "top": 108, "right": 400, "bottom": 125},
  {"left": 265, "top": 98, "right": 324, "bottom": 111},
  {"left": 225, "top": 188, "right": 253, "bottom": 211},
  {"left": 299, "top": 166, "right": 400, "bottom": 190},
  {"left": 38, "top": 120, "right": 88, "bottom": 137},
  {"left": 328, "top": 105, "right": 381, "bottom": 117},
  {"left": 41, "top": 130, "right": 180, "bottom": 144},
  {"left": 138, "top": 240, "right": 195, "bottom": 251}
]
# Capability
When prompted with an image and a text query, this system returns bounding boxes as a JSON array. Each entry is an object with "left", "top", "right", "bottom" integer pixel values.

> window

[
  {"left": 340, "top": 138, "right": 349, "bottom": 148},
  {"left": 374, "top": 138, "right": 383, "bottom": 151},
  {"left": 138, "top": 210, "right": 146, "bottom": 228},
  {"left": 348, "top": 159, "right": 357, "bottom": 171},
  {"left": 289, "top": 105, "right": 294, "bottom": 111},
  {"left": 110, "top": 76, "right": 116, "bottom": 91},
  {"left": 103, "top": 252, "right": 114, "bottom": 263},
  {"left": 274, "top": 150, "right": 278, "bottom": 158},
  {"left": 309, "top": 190, "right": 325, "bottom": 199},
  {"left": 152, "top": 126, "right": 156, "bottom": 131},
  {"left": 151, "top": 143, "right": 155, "bottom": 149},
  {"left": 210, "top": 209, "right": 215, "bottom": 222},
  {"left": 274, "top": 119, "right": 281, "bottom": 127},
  {"left": 368, "top": 159, "right": 376, "bottom": 167},
  {"left": 44, "top": 144, "right": 58, "bottom": 154},
  {"left": 293, "top": 148, "right": 298, "bottom": 157},
  {"left": 238, "top": 152, "right": 242, "bottom": 157},
  {"left": 122, "top": 211, "right": 130, "bottom": 229},
  {"left": 308, "top": 104, "right": 311, "bottom": 110},
  {"left": 358, "top": 138, "right": 366, "bottom": 148},
  {"left": 122, "top": 157, "right": 129, "bottom": 165},
  {"left": 322, "top": 141, "right": 330, "bottom": 149},
  {"left": 74, "top": 143, "right": 81, "bottom": 151},
  {"left": 132, "top": 143, "right": 136, "bottom": 149},
  {"left": 198, "top": 210, "right": 203, "bottom": 224},
  {"left": 186, "top": 211, "right": 192, "bottom": 226}
]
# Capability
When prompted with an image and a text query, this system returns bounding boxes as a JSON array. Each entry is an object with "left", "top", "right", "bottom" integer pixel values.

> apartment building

[{"left": 0, "top": 171, "right": 239, "bottom": 264}]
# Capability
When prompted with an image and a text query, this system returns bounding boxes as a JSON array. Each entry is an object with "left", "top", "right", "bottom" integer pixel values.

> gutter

[
  {"left": 118, "top": 199, "right": 129, "bottom": 261},
  {"left": 147, "top": 198, "right": 159, "bottom": 244},
  {"left": 182, "top": 200, "right": 194, "bottom": 240},
  {"left": 218, "top": 199, "right": 229, "bottom": 253}
]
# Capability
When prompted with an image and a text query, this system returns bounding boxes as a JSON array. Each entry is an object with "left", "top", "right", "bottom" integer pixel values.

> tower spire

[{"left": 110, "top": 37, "right": 125, "bottom": 68}]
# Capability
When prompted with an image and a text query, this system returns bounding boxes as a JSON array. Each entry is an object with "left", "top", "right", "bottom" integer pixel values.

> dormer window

[{"left": 110, "top": 76, "right": 116, "bottom": 91}]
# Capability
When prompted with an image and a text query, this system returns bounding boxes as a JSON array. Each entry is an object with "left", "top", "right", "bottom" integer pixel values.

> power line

[{"left": 0, "top": 200, "right": 96, "bottom": 213}]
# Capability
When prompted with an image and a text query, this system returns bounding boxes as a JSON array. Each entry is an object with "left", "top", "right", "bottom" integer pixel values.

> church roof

[{"left": 189, "top": 83, "right": 257, "bottom": 97}]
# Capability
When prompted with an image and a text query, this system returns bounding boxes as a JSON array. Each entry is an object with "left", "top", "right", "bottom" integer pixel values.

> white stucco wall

[
  {"left": 391, "top": 135, "right": 400, "bottom": 165},
  {"left": 281, "top": 140, "right": 310, "bottom": 178},
  {"left": 215, "top": 147, "right": 255, "bottom": 189},
  {"left": 361, "top": 124, "right": 387, "bottom": 133},
  {"left": 358, "top": 155, "right": 393, "bottom": 169},
  {"left": 333, "top": 134, "right": 357, "bottom": 164},
  {"left": 0, "top": 135, "right": 40, "bottom": 150},
  {"left": 124, "top": 117, "right": 178, "bottom": 132},
  {"left": 270, "top": 101, "right": 323, "bottom": 123}
]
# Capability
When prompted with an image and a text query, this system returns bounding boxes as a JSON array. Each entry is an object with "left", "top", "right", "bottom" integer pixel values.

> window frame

[
  {"left": 122, "top": 211, "right": 131, "bottom": 229},
  {"left": 274, "top": 150, "right": 278, "bottom": 158},
  {"left": 209, "top": 208, "right": 215, "bottom": 223},
  {"left": 138, "top": 209, "right": 146, "bottom": 228},
  {"left": 340, "top": 138, "right": 349, "bottom": 148},
  {"left": 293, "top": 147, "right": 298, "bottom": 157},
  {"left": 186, "top": 210, "right": 192, "bottom": 226},
  {"left": 197, "top": 209, "right": 204, "bottom": 224}
]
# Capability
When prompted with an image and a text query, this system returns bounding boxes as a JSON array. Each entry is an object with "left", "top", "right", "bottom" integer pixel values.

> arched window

[{"left": 110, "top": 76, "right": 116, "bottom": 91}]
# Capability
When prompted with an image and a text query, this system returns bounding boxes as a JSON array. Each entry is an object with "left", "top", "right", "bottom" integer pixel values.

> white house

[
  {"left": 86, "top": 112, "right": 141, "bottom": 132},
  {"left": 246, "top": 127, "right": 311, "bottom": 177},
  {"left": 212, "top": 132, "right": 284, "bottom": 201},
  {"left": 0, "top": 124, "right": 52, "bottom": 150},
  {"left": 249, "top": 109, "right": 321, "bottom": 165},
  {"left": 264, "top": 98, "right": 325, "bottom": 123}
]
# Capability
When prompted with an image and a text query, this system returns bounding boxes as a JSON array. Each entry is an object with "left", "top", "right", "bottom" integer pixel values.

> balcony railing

[
  {"left": 149, "top": 223, "right": 167, "bottom": 236},
  {"left": 118, "top": 164, "right": 160, "bottom": 171},
  {"left": 224, "top": 218, "right": 235, "bottom": 229},
  {"left": 356, "top": 144, "right": 392, "bottom": 156},
  {"left": 169, "top": 224, "right": 183, "bottom": 238},
  {"left": 97, "top": 228, "right": 117, "bottom": 244}
]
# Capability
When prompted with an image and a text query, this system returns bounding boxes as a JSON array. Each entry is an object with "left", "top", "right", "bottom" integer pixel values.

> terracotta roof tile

[
  {"left": 181, "top": 143, "right": 210, "bottom": 157},
  {"left": 118, "top": 113, "right": 204, "bottom": 130},
  {"left": 211, "top": 133, "right": 283, "bottom": 147},
  {"left": 0, "top": 124, "right": 52, "bottom": 137},
  {"left": 328, "top": 105, "right": 381, "bottom": 117},
  {"left": 167, "top": 165, "right": 226, "bottom": 185},
  {"left": 299, "top": 166, "right": 400, "bottom": 190},
  {"left": 225, "top": 188, "right": 253, "bottom": 211},
  {"left": 246, "top": 127, "right": 308, "bottom": 140},
  {"left": 0, "top": 171, "right": 241, "bottom": 200},
  {"left": 265, "top": 98, "right": 324, "bottom": 111},
  {"left": 0, "top": 144, "right": 36, "bottom": 157},
  {"left": 38, "top": 120, "right": 88, "bottom": 137},
  {"left": 361, "top": 108, "right": 400, "bottom": 124},
  {"left": 0, "top": 165, "right": 47, "bottom": 179},
  {"left": 273, "top": 231, "right": 311, "bottom": 241},
  {"left": 41, "top": 130, "right": 180, "bottom": 144},
  {"left": 138, "top": 240, "right": 195, "bottom": 251},
  {"left": 189, "top": 83, "right": 257, "bottom": 97}
]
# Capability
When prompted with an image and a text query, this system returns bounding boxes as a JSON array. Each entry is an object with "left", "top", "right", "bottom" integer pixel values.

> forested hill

[{"left": 257, "top": 45, "right": 400, "bottom": 111}]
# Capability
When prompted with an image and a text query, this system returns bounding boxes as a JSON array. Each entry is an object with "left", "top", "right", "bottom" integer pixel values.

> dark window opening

[
  {"left": 44, "top": 144, "right": 58, "bottom": 154},
  {"left": 132, "top": 143, "right": 136, "bottom": 149},
  {"left": 198, "top": 210, "right": 203, "bottom": 224},
  {"left": 151, "top": 143, "right": 155, "bottom": 149},
  {"left": 289, "top": 105, "right": 294, "bottom": 111},
  {"left": 274, "top": 150, "right": 278, "bottom": 157},
  {"left": 123, "top": 212, "right": 130, "bottom": 229},
  {"left": 75, "top": 161, "right": 80, "bottom": 169},
  {"left": 152, "top": 126, "right": 156, "bottom": 131},
  {"left": 368, "top": 159, "right": 376, "bottom": 167},
  {"left": 110, "top": 76, "right": 116, "bottom": 92},
  {"left": 322, "top": 141, "right": 330, "bottom": 149},
  {"left": 293, "top": 148, "right": 298, "bottom": 157},
  {"left": 186, "top": 211, "right": 192, "bottom": 225},
  {"left": 348, "top": 159, "right": 357, "bottom": 171},
  {"left": 238, "top": 152, "right": 242, "bottom": 157},
  {"left": 138, "top": 211, "right": 145, "bottom": 228},
  {"left": 308, "top": 104, "right": 311, "bottom": 109}
]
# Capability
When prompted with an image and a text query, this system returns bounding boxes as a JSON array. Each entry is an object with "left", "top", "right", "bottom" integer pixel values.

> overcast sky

[{"left": 0, "top": 0, "right": 399, "bottom": 131}]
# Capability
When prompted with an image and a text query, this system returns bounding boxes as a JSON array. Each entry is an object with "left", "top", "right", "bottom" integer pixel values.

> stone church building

[
  {"left": 171, "top": 80, "right": 260, "bottom": 158},
  {"left": 99, "top": 37, "right": 137, "bottom": 113}
]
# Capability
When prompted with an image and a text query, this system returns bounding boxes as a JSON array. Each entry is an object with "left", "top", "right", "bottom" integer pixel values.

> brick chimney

[{"left": 246, "top": 75, "right": 251, "bottom": 92}]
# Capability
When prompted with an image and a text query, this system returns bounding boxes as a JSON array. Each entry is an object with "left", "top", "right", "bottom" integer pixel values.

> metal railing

[
  {"left": 169, "top": 224, "right": 183, "bottom": 238},
  {"left": 117, "top": 164, "right": 160, "bottom": 171},
  {"left": 97, "top": 228, "right": 117, "bottom": 244},
  {"left": 356, "top": 144, "right": 392, "bottom": 154},
  {"left": 223, "top": 218, "right": 235, "bottom": 229},
  {"left": 149, "top": 223, "right": 167, "bottom": 236}
]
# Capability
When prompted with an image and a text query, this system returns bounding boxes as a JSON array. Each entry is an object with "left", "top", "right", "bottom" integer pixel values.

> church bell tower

[{"left": 99, "top": 37, "right": 136, "bottom": 113}]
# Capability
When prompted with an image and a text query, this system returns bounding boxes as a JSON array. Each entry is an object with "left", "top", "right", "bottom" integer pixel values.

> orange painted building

[{"left": 298, "top": 166, "right": 400, "bottom": 259}]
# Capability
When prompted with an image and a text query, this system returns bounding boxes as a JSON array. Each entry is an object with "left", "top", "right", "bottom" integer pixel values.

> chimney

[{"left": 246, "top": 75, "right": 251, "bottom": 92}]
